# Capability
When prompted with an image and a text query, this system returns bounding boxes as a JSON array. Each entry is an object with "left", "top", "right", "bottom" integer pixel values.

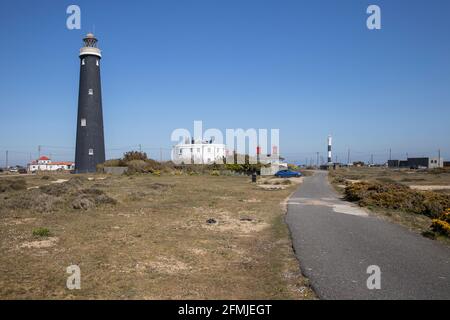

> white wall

[
  {"left": 429, "top": 157, "right": 444, "bottom": 169},
  {"left": 173, "top": 143, "right": 226, "bottom": 164},
  {"left": 28, "top": 164, "right": 74, "bottom": 172}
]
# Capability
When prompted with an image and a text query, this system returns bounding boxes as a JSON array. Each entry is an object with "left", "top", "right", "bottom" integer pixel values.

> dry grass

[
  {"left": 0, "top": 178, "right": 27, "bottom": 192},
  {"left": 0, "top": 173, "right": 314, "bottom": 299}
]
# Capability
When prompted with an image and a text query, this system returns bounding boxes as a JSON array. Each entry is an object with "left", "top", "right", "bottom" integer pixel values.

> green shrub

[{"left": 33, "top": 227, "right": 50, "bottom": 237}]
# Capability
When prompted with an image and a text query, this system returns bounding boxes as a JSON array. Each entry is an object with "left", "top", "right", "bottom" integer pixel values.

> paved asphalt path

[{"left": 286, "top": 171, "right": 450, "bottom": 299}]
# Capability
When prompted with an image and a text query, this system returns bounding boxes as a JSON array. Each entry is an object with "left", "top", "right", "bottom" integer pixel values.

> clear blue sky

[{"left": 0, "top": 0, "right": 449, "bottom": 165}]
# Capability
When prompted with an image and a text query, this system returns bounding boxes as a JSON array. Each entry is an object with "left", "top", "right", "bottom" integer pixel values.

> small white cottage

[{"left": 28, "top": 156, "right": 75, "bottom": 172}]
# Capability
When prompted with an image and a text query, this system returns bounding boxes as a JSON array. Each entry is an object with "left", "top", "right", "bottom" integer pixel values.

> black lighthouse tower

[{"left": 75, "top": 33, "right": 105, "bottom": 173}]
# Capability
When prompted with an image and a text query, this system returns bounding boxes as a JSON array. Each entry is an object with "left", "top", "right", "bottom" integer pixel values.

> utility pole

[
  {"left": 38, "top": 145, "right": 41, "bottom": 158},
  {"left": 316, "top": 152, "right": 319, "bottom": 168},
  {"left": 389, "top": 148, "right": 392, "bottom": 161},
  {"left": 5, "top": 150, "right": 8, "bottom": 169},
  {"left": 438, "top": 149, "right": 441, "bottom": 167},
  {"left": 347, "top": 149, "right": 350, "bottom": 165},
  {"left": 160, "top": 147, "right": 163, "bottom": 162},
  {"left": 371, "top": 154, "right": 374, "bottom": 166}
]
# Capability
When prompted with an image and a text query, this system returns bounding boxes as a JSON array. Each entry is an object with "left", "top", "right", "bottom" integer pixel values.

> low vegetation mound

[
  {"left": 4, "top": 190, "right": 63, "bottom": 213},
  {"left": 72, "top": 188, "right": 117, "bottom": 210},
  {"left": 344, "top": 182, "right": 450, "bottom": 218},
  {"left": 0, "top": 178, "right": 27, "bottom": 193},
  {"left": 0, "top": 177, "right": 116, "bottom": 213},
  {"left": 97, "top": 151, "right": 166, "bottom": 175}
]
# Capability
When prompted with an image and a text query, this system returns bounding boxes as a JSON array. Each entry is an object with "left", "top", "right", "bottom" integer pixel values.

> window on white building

[
  {"left": 88, "top": 89, "right": 93, "bottom": 95},
  {"left": 208, "top": 148, "right": 211, "bottom": 152},
  {"left": 81, "top": 118, "right": 86, "bottom": 126},
  {"left": 178, "top": 149, "right": 182, "bottom": 155},
  {"left": 88, "top": 149, "right": 94, "bottom": 156}
]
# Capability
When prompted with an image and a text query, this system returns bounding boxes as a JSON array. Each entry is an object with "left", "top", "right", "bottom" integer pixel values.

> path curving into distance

[{"left": 286, "top": 171, "right": 450, "bottom": 300}]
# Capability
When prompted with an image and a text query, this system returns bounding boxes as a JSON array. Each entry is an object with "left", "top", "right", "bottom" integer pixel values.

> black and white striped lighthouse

[
  {"left": 327, "top": 135, "right": 332, "bottom": 164},
  {"left": 74, "top": 33, "right": 105, "bottom": 173}
]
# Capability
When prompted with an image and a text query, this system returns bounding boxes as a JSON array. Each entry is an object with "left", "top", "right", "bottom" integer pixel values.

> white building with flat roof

[{"left": 172, "top": 140, "right": 226, "bottom": 164}]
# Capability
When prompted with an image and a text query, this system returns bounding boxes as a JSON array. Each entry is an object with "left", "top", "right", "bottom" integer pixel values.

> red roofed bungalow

[{"left": 28, "top": 156, "right": 74, "bottom": 173}]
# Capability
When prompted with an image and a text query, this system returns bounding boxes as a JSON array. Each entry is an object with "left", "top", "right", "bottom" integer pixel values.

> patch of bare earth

[
  {"left": 409, "top": 185, "right": 450, "bottom": 191},
  {"left": 20, "top": 237, "right": 58, "bottom": 249},
  {"left": 257, "top": 177, "right": 303, "bottom": 190}
]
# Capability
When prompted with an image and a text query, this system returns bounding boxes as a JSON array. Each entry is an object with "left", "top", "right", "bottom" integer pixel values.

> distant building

[
  {"left": 260, "top": 159, "right": 288, "bottom": 176},
  {"left": 28, "top": 156, "right": 74, "bottom": 173},
  {"left": 387, "top": 160, "right": 400, "bottom": 167},
  {"left": 172, "top": 139, "right": 226, "bottom": 164},
  {"left": 388, "top": 157, "right": 443, "bottom": 169},
  {"left": 443, "top": 161, "right": 450, "bottom": 168}
]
